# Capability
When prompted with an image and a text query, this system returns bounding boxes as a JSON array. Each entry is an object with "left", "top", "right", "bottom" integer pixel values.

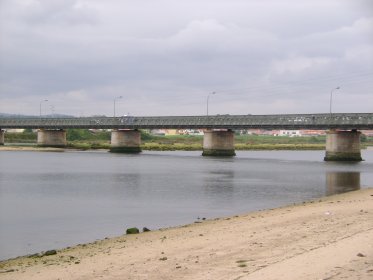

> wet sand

[{"left": 1, "top": 188, "right": 372, "bottom": 280}]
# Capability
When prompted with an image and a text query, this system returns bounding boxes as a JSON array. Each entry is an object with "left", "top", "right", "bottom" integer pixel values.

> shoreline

[
  {"left": 0, "top": 144, "right": 327, "bottom": 152},
  {"left": 2, "top": 144, "right": 373, "bottom": 152},
  {"left": 1, "top": 188, "right": 372, "bottom": 280},
  {"left": 0, "top": 146, "right": 331, "bottom": 152},
  {"left": 0, "top": 146, "right": 67, "bottom": 152}
]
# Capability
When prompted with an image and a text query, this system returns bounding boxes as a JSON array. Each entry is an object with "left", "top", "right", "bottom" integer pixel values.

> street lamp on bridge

[
  {"left": 39, "top": 99, "right": 48, "bottom": 117},
  {"left": 113, "top": 96, "right": 123, "bottom": 117},
  {"left": 50, "top": 105, "right": 55, "bottom": 117},
  {"left": 207, "top": 92, "right": 216, "bottom": 116},
  {"left": 329, "top": 87, "right": 340, "bottom": 119}
]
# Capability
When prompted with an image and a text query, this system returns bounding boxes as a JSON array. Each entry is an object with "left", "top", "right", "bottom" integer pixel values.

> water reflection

[
  {"left": 203, "top": 170, "right": 235, "bottom": 197},
  {"left": 110, "top": 173, "right": 141, "bottom": 197},
  {"left": 326, "top": 172, "right": 360, "bottom": 195}
]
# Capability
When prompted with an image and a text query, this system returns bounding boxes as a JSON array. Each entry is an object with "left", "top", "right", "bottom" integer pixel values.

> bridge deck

[{"left": 1, "top": 113, "right": 373, "bottom": 130}]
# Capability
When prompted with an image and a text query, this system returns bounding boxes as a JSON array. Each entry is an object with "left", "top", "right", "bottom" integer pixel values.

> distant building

[
  {"left": 5, "top": 129, "right": 25, "bottom": 133},
  {"left": 150, "top": 129, "right": 166, "bottom": 136},
  {"left": 178, "top": 129, "right": 204, "bottom": 135},
  {"left": 245, "top": 129, "right": 277, "bottom": 135},
  {"left": 278, "top": 130, "right": 301, "bottom": 137},
  {"left": 299, "top": 130, "right": 326, "bottom": 136},
  {"left": 361, "top": 130, "right": 373, "bottom": 137},
  {"left": 164, "top": 129, "right": 178, "bottom": 135},
  {"left": 149, "top": 129, "right": 190, "bottom": 136}
]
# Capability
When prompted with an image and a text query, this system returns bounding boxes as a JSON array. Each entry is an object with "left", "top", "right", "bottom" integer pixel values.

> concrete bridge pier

[
  {"left": 0, "top": 129, "right": 4, "bottom": 145},
  {"left": 37, "top": 129, "right": 67, "bottom": 147},
  {"left": 202, "top": 129, "right": 236, "bottom": 157},
  {"left": 110, "top": 129, "right": 141, "bottom": 153},
  {"left": 324, "top": 130, "right": 362, "bottom": 161}
]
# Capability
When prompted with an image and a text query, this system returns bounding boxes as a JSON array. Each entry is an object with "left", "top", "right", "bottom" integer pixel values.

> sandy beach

[{"left": 1, "top": 188, "right": 372, "bottom": 280}]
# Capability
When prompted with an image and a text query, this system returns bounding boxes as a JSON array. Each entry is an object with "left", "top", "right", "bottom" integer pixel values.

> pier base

[
  {"left": 0, "top": 130, "right": 4, "bottom": 145},
  {"left": 202, "top": 130, "right": 235, "bottom": 156},
  {"left": 37, "top": 129, "right": 67, "bottom": 147},
  {"left": 110, "top": 129, "right": 141, "bottom": 153},
  {"left": 324, "top": 130, "right": 362, "bottom": 161}
]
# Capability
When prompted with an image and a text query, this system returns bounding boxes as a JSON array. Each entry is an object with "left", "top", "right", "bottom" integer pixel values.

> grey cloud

[
  {"left": 0, "top": 0, "right": 372, "bottom": 116},
  {"left": 9, "top": 0, "right": 99, "bottom": 26}
]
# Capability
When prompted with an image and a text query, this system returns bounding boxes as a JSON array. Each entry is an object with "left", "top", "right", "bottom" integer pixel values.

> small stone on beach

[
  {"left": 43, "top": 250, "right": 57, "bottom": 257},
  {"left": 126, "top": 227, "right": 140, "bottom": 234}
]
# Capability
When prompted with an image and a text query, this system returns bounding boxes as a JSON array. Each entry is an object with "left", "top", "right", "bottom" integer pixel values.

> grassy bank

[{"left": 61, "top": 142, "right": 327, "bottom": 151}]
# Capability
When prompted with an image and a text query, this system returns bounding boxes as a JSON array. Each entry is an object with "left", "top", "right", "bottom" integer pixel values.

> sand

[{"left": 1, "top": 188, "right": 372, "bottom": 280}]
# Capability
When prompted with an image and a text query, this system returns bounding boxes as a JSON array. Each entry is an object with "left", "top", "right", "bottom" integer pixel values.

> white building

[{"left": 278, "top": 130, "right": 301, "bottom": 137}]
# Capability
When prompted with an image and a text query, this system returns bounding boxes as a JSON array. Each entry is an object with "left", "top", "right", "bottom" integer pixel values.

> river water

[{"left": 0, "top": 150, "right": 372, "bottom": 260}]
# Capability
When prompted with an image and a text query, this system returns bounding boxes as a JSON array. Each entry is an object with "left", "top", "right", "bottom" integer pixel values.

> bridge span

[
  {"left": 0, "top": 113, "right": 372, "bottom": 130},
  {"left": 1, "top": 113, "right": 373, "bottom": 160}
]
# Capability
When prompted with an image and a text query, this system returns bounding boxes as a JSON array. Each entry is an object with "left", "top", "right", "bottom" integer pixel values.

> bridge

[
  {"left": 1, "top": 113, "right": 372, "bottom": 130},
  {"left": 1, "top": 113, "right": 373, "bottom": 161}
]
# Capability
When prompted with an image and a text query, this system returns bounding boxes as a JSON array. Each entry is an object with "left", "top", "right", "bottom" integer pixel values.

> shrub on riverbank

[
  {"left": 142, "top": 143, "right": 202, "bottom": 151},
  {"left": 65, "top": 142, "right": 325, "bottom": 151},
  {"left": 4, "top": 130, "right": 36, "bottom": 143},
  {"left": 67, "top": 142, "right": 110, "bottom": 150},
  {"left": 235, "top": 143, "right": 325, "bottom": 150}
]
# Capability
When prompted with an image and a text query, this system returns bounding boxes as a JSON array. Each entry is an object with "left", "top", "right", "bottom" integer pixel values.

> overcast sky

[{"left": 0, "top": 0, "right": 372, "bottom": 117}]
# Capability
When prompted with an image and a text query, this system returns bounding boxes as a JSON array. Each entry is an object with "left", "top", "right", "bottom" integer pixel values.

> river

[{"left": 1, "top": 150, "right": 372, "bottom": 260}]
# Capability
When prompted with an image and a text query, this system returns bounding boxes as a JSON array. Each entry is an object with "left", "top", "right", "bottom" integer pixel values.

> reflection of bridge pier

[
  {"left": 110, "top": 129, "right": 141, "bottom": 153},
  {"left": 326, "top": 172, "right": 360, "bottom": 195},
  {"left": 324, "top": 130, "right": 362, "bottom": 161},
  {"left": 0, "top": 129, "right": 4, "bottom": 145},
  {"left": 37, "top": 129, "right": 67, "bottom": 147}
]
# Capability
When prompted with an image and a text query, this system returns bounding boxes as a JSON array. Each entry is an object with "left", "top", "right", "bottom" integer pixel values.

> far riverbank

[
  {"left": 2, "top": 142, "right": 373, "bottom": 151},
  {"left": 3, "top": 130, "right": 373, "bottom": 151},
  {"left": 0, "top": 142, "right": 327, "bottom": 151}
]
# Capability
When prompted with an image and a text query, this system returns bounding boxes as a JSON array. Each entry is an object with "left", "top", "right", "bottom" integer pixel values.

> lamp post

[
  {"left": 50, "top": 105, "right": 55, "bottom": 117},
  {"left": 39, "top": 99, "right": 48, "bottom": 117},
  {"left": 329, "top": 87, "right": 340, "bottom": 119},
  {"left": 207, "top": 92, "right": 216, "bottom": 116},
  {"left": 113, "top": 96, "right": 123, "bottom": 117}
]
